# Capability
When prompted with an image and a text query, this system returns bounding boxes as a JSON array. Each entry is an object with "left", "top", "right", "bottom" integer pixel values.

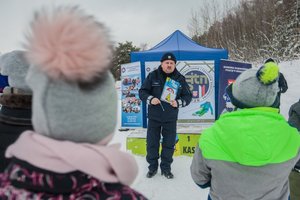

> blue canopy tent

[{"left": 131, "top": 30, "right": 228, "bottom": 127}]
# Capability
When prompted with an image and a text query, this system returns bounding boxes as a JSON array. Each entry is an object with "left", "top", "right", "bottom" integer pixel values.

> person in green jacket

[{"left": 190, "top": 62, "right": 300, "bottom": 200}]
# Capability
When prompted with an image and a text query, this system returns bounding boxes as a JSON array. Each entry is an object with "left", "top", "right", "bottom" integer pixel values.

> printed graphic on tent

[
  {"left": 144, "top": 61, "right": 215, "bottom": 124},
  {"left": 192, "top": 101, "right": 213, "bottom": 117},
  {"left": 177, "top": 61, "right": 215, "bottom": 123}
]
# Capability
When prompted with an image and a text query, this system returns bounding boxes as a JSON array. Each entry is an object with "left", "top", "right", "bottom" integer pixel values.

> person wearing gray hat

[
  {"left": 190, "top": 62, "right": 300, "bottom": 200},
  {"left": 0, "top": 50, "right": 33, "bottom": 172},
  {"left": 0, "top": 6, "right": 146, "bottom": 199}
]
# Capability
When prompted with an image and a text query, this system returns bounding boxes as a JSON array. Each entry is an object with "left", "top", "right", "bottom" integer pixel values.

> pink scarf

[{"left": 5, "top": 131, "right": 138, "bottom": 185}]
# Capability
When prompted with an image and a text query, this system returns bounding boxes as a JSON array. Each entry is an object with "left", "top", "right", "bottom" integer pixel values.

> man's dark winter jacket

[{"left": 139, "top": 66, "right": 192, "bottom": 122}]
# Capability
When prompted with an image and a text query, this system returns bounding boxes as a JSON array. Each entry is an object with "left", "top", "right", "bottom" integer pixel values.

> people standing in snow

[
  {"left": 139, "top": 52, "right": 192, "bottom": 179},
  {"left": 0, "top": 6, "right": 147, "bottom": 199},
  {"left": 190, "top": 61, "right": 300, "bottom": 200},
  {"left": 0, "top": 50, "right": 33, "bottom": 171},
  {"left": 288, "top": 99, "right": 300, "bottom": 200}
]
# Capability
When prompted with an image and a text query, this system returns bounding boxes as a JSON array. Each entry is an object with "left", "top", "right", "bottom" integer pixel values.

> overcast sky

[{"left": 0, "top": 0, "right": 237, "bottom": 53}]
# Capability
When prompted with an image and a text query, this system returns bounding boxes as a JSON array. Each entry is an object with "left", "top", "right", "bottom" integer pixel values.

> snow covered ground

[{"left": 111, "top": 59, "right": 300, "bottom": 200}]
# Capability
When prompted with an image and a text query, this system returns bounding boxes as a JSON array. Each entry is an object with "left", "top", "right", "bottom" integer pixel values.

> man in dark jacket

[
  {"left": 288, "top": 99, "right": 300, "bottom": 200},
  {"left": 139, "top": 52, "right": 192, "bottom": 179}
]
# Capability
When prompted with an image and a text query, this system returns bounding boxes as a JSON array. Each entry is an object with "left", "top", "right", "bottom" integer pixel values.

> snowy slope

[{"left": 111, "top": 59, "right": 300, "bottom": 200}]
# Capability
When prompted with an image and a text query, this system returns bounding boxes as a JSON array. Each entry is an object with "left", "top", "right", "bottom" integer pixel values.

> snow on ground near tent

[{"left": 111, "top": 59, "right": 300, "bottom": 200}]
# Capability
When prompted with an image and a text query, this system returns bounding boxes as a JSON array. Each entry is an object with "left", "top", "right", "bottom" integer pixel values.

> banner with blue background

[
  {"left": 121, "top": 62, "right": 143, "bottom": 127},
  {"left": 0, "top": 75, "right": 8, "bottom": 93},
  {"left": 217, "top": 60, "right": 251, "bottom": 118}
]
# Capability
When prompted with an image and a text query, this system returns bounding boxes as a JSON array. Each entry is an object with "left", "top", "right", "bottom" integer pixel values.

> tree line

[{"left": 189, "top": 0, "right": 299, "bottom": 63}]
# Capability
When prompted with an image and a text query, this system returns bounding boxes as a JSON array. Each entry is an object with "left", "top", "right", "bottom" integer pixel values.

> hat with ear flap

[
  {"left": 24, "top": 6, "right": 117, "bottom": 143},
  {"left": 0, "top": 50, "right": 31, "bottom": 93},
  {"left": 226, "top": 62, "right": 280, "bottom": 109}
]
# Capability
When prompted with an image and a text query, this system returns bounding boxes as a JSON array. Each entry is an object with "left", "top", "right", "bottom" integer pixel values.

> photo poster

[
  {"left": 144, "top": 61, "right": 215, "bottom": 124},
  {"left": 120, "top": 62, "right": 143, "bottom": 127},
  {"left": 217, "top": 59, "right": 252, "bottom": 118}
]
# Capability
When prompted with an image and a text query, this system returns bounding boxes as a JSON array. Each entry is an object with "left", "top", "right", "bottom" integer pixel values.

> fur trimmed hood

[{"left": 0, "top": 93, "right": 32, "bottom": 109}]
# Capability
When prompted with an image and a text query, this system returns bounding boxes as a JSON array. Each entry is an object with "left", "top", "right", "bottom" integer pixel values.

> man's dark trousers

[{"left": 146, "top": 119, "right": 177, "bottom": 172}]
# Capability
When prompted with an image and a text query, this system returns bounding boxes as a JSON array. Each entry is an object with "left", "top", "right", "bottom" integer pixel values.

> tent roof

[
  {"left": 131, "top": 30, "right": 227, "bottom": 61},
  {"left": 136, "top": 30, "right": 227, "bottom": 53},
  {"left": 149, "top": 30, "right": 224, "bottom": 53}
]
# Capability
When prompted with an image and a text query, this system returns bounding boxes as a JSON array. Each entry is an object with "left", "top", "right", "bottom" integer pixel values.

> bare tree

[{"left": 139, "top": 43, "right": 148, "bottom": 51}]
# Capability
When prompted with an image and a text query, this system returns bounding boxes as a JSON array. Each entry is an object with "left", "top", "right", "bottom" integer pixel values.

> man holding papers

[{"left": 139, "top": 52, "right": 192, "bottom": 179}]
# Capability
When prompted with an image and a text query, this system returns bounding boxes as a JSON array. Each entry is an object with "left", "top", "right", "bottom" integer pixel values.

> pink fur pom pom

[{"left": 25, "top": 6, "right": 113, "bottom": 82}]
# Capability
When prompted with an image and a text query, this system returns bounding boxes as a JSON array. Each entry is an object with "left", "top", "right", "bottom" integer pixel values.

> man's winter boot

[
  {"left": 146, "top": 170, "right": 157, "bottom": 178},
  {"left": 161, "top": 171, "right": 174, "bottom": 179}
]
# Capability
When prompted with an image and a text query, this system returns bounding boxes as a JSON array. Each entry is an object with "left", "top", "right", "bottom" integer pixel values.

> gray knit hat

[
  {"left": 226, "top": 62, "right": 280, "bottom": 108},
  {"left": 24, "top": 6, "right": 117, "bottom": 143},
  {"left": 0, "top": 50, "right": 31, "bottom": 93}
]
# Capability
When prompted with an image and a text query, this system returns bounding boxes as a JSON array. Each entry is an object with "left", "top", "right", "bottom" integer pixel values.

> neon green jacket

[
  {"left": 200, "top": 107, "right": 300, "bottom": 166},
  {"left": 191, "top": 107, "right": 300, "bottom": 200}
]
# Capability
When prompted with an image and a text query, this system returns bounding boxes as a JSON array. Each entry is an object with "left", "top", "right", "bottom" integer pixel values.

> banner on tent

[
  {"left": 121, "top": 62, "right": 143, "bottom": 127},
  {"left": 144, "top": 61, "right": 215, "bottom": 124},
  {"left": 0, "top": 75, "right": 8, "bottom": 93},
  {"left": 217, "top": 60, "right": 251, "bottom": 118},
  {"left": 178, "top": 60, "right": 215, "bottom": 123}
]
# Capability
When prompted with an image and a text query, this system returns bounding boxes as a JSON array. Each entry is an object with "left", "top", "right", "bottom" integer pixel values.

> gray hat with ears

[
  {"left": 24, "top": 6, "right": 117, "bottom": 143},
  {"left": 0, "top": 50, "right": 31, "bottom": 92}
]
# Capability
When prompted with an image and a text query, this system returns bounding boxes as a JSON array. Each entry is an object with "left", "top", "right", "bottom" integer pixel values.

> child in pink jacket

[{"left": 0, "top": 6, "right": 147, "bottom": 200}]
